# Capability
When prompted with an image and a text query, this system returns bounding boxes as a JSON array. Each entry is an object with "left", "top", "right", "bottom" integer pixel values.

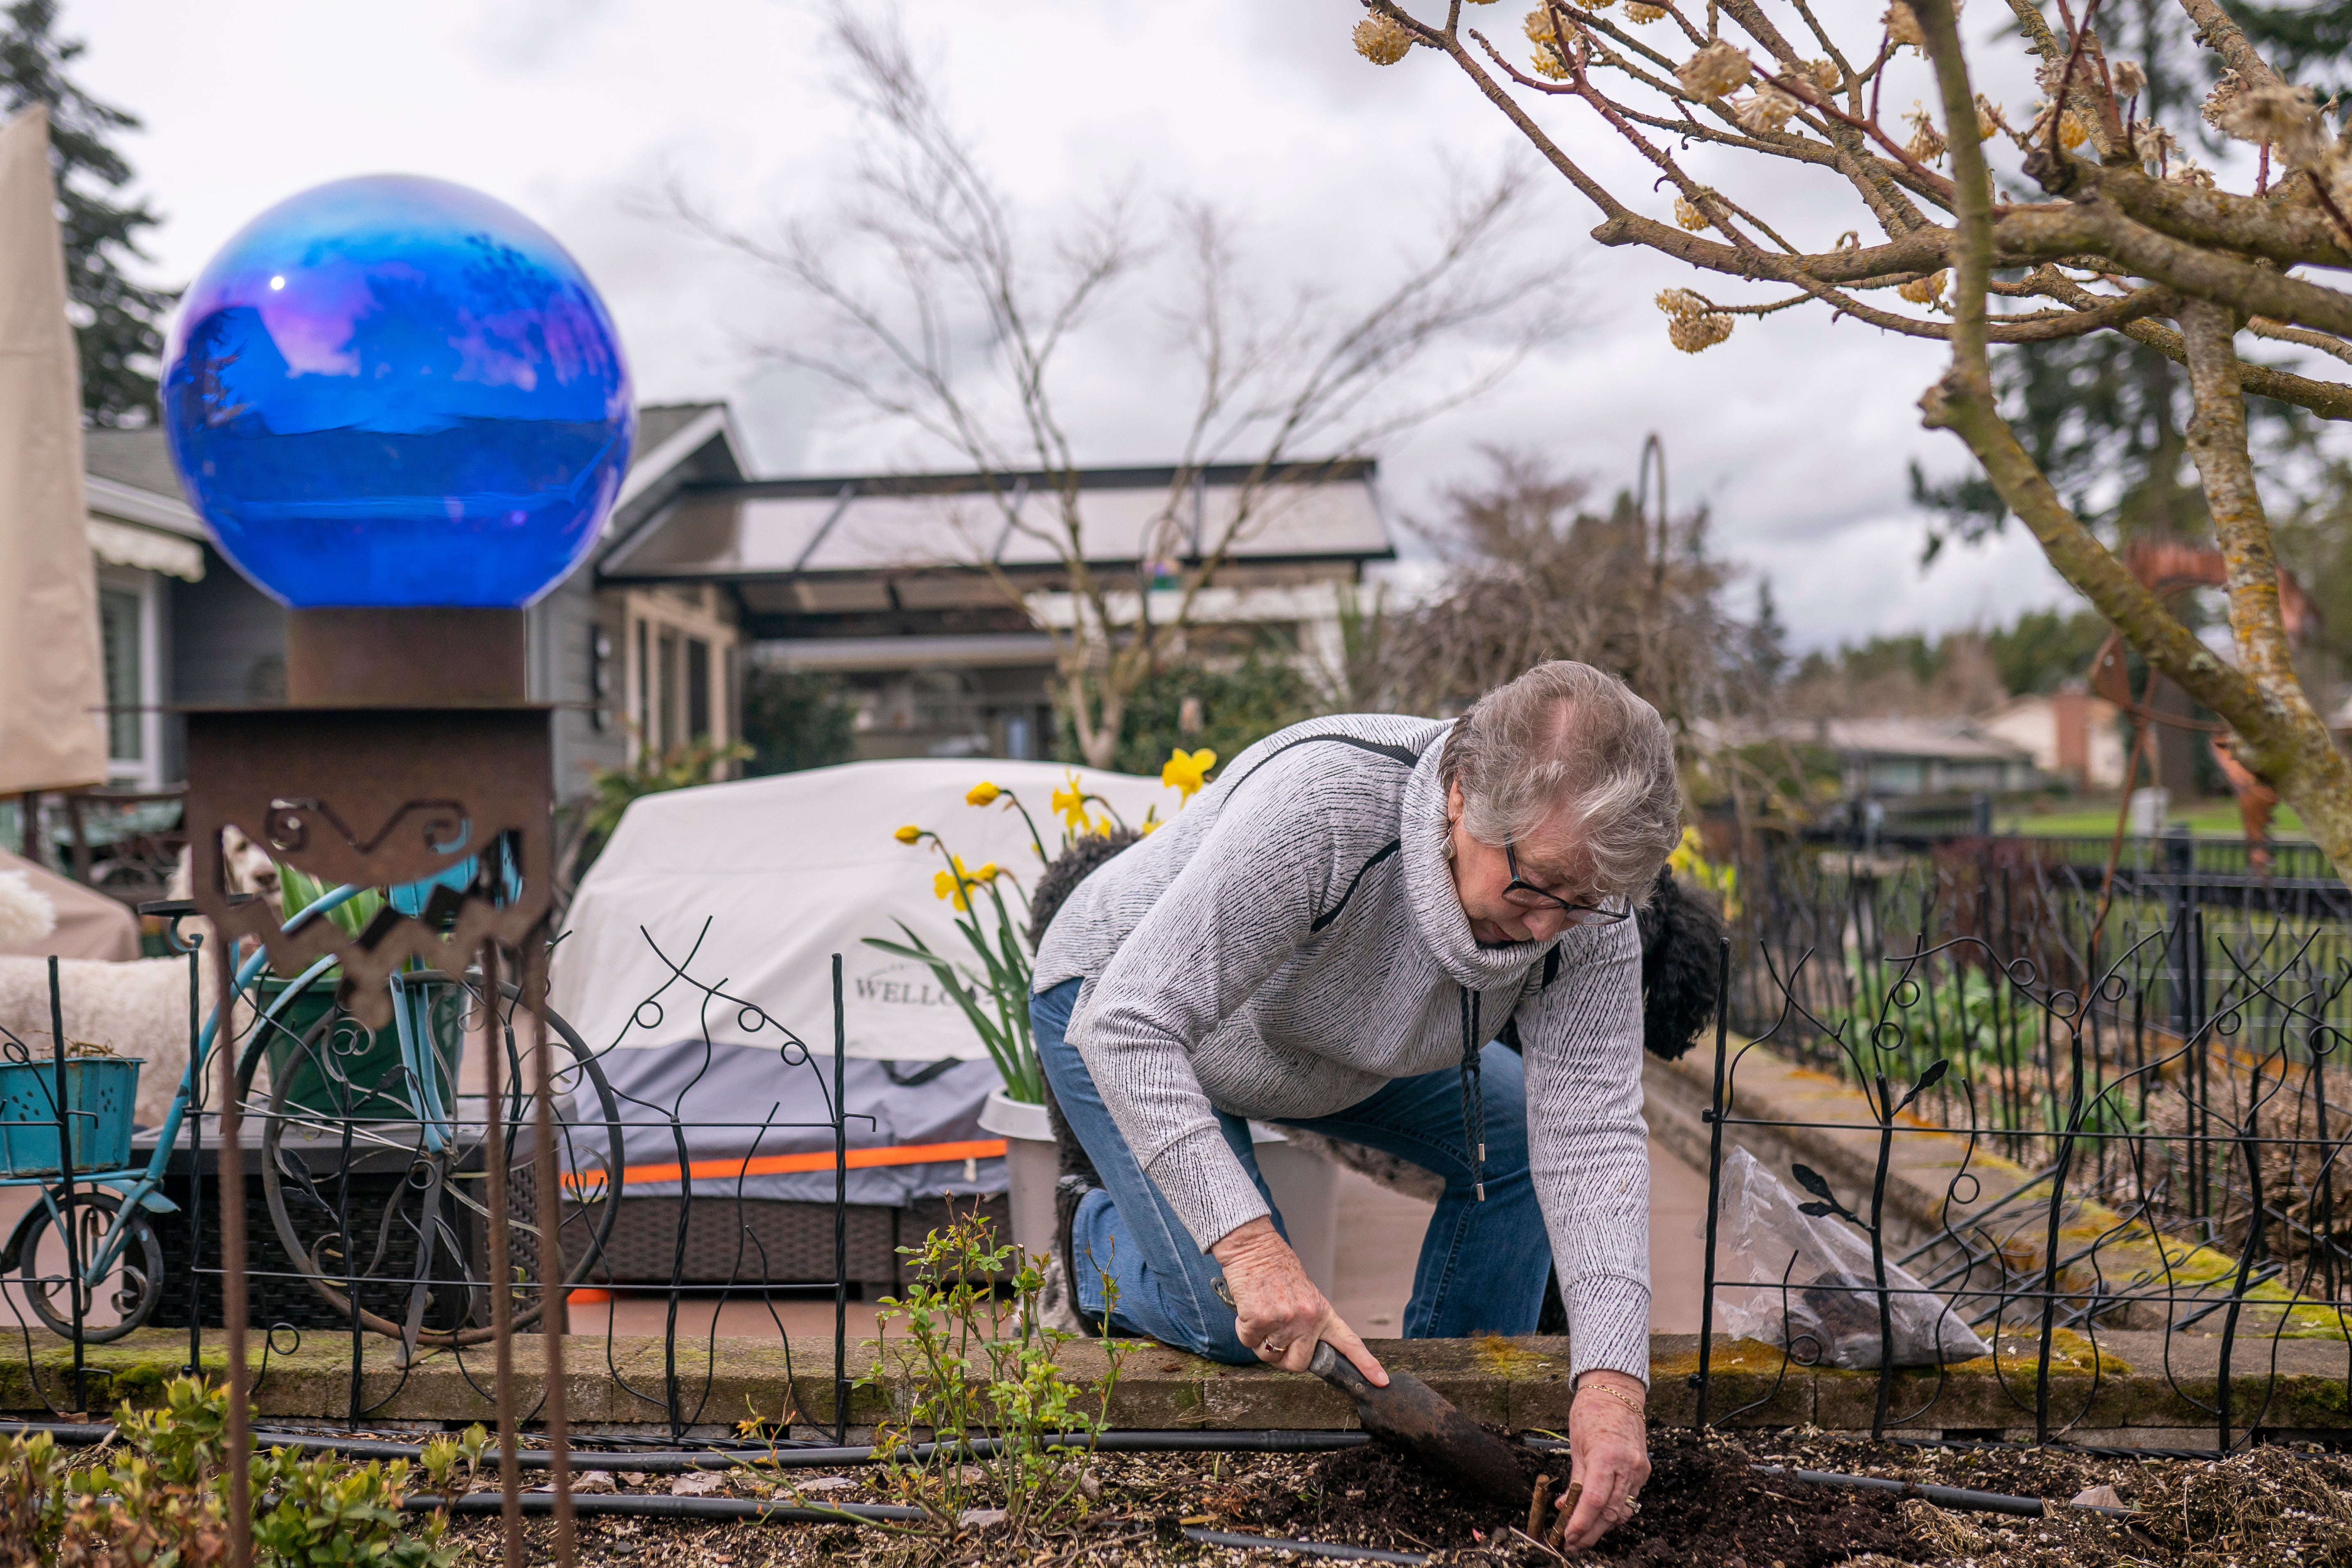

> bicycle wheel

[
  {"left": 16, "top": 1188, "right": 163, "bottom": 1344},
  {"left": 252, "top": 972, "right": 623, "bottom": 1346}
]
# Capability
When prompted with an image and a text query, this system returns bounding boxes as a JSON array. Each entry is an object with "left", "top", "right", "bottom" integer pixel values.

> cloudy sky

[{"left": 62, "top": 0, "right": 2131, "bottom": 650}]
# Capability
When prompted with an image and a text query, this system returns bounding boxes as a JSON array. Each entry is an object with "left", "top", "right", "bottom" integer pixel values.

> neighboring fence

[{"left": 1697, "top": 834, "right": 2352, "bottom": 1447}]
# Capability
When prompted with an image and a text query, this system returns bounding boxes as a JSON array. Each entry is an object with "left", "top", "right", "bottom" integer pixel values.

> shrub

[
  {"left": 741, "top": 664, "right": 857, "bottom": 776},
  {"left": 0, "top": 1376, "right": 471, "bottom": 1567},
  {"left": 855, "top": 1210, "right": 1122, "bottom": 1543},
  {"left": 1070, "top": 653, "right": 1317, "bottom": 777}
]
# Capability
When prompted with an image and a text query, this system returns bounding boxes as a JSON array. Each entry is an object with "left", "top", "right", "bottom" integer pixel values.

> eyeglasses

[{"left": 1502, "top": 842, "right": 1631, "bottom": 927}]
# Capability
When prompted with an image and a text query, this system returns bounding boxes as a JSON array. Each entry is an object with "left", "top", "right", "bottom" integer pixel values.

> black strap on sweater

[
  {"left": 1216, "top": 731, "right": 1428, "bottom": 934},
  {"left": 1219, "top": 724, "right": 1555, "bottom": 1203}
]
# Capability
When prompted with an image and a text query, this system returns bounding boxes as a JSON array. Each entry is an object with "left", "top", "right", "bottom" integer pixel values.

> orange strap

[{"left": 566, "top": 1137, "right": 1009, "bottom": 1191}]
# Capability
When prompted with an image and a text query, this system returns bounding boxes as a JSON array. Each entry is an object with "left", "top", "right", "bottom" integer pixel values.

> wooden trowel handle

[{"left": 1309, "top": 1340, "right": 1372, "bottom": 1398}]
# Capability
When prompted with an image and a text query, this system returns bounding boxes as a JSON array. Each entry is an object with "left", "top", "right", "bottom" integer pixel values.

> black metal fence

[
  {"left": 1696, "top": 834, "right": 2352, "bottom": 1449},
  {"left": 0, "top": 920, "right": 951, "bottom": 1451}
]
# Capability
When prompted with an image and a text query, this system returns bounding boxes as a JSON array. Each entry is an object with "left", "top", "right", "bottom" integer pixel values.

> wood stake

[{"left": 1550, "top": 1479, "right": 1583, "bottom": 1554}]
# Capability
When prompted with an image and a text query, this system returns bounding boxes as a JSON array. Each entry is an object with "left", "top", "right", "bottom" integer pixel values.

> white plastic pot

[
  {"left": 978, "top": 1091, "right": 1340, "bottom": 1294},
  {"left": 978, "top": 1089, "right": 1057, "bottom": 1260},
  {"left": 1249, "top": 1123, "right": 1339, "bottom": 1298}
]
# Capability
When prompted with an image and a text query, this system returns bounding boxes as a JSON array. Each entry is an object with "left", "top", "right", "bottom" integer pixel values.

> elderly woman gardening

[{"left": 1030, "top": 660, "right": 1677, "bottom": 1550}]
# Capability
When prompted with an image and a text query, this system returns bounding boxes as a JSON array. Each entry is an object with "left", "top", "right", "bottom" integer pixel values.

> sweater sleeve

[
  {"left": 1516, "top": 916, "right": 1653, "bottom": 1385},
  {"left": 1064, "top": 771, "right": 1342, "bottom": 1252}
]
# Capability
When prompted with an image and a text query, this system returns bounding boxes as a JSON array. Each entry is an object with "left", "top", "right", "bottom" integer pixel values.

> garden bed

[{"left": 434, "top": 1427, "right": 2351, "bottom": 1567}]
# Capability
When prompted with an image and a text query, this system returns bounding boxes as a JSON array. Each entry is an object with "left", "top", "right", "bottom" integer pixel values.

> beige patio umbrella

[{"left": 0, "top": 105, "right": 108, "bottom": 849}]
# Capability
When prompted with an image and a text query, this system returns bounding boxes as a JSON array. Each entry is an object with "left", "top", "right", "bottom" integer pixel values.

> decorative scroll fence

[
  {"left": 6, "top": 829, "right": 2351, "bottom": 1568},
  {"left": 1695, "top": 835, "right": 2352, "bottom": 1450},
  {"left": 0, "top": 918, "right": 920, "bottom": 1459}
]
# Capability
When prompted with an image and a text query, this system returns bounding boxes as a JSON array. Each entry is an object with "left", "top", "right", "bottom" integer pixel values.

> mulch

[{"left": 436, "top": 1426, "right": 2352, "bottom": 1567}]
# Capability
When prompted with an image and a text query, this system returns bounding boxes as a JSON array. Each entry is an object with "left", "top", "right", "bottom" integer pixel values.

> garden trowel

[{"left": 1306, "top": 1340, "right": 1528, "bottom": 1509}]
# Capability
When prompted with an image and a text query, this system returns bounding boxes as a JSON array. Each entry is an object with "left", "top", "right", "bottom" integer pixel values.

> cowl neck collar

[{"left": 1400, "top": 737, "right": 1553, "bottom": 993}]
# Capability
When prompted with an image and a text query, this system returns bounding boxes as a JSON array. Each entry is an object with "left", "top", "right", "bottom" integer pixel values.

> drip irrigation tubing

[
  {"left": 3, "top": 1420, "right": 2142, "bottom": 1518},
  {"left": 1522, "top": 1442, "right": 2136, "bottom": 1520},
  {"left": 1750, "top": 1465, "right": 2137, "bottom": 1520},
  {"left": 0, "top": 1420, "right": 1371, "bottom": 1471},
  {"left": 400, "top": 1494, "right": 925, "bottom": 1525}
]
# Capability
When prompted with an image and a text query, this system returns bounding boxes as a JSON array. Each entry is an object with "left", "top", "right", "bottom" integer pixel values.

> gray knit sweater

[{"left": 1033, "top": 714, "right": 1652, "bottom": 1384}]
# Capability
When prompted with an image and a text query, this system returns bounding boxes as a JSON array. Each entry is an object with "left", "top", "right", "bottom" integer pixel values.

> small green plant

[
  {"left": 276, "top": 861, "right": 386, "bottom": 937},
  {"left": 856, "top": 1209, "right": 1122, "bottom": 1545},
  {"left": 0, "top": 1376, "right": 460, "bottom": 1566},
  {"left": 418, "top": 1424, "right": 489, "bottom": 1509}
]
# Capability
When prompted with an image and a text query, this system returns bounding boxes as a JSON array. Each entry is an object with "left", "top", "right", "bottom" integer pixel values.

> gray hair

[{"left": 1438, "top": 661, "right": 1682, "bottom": 900}]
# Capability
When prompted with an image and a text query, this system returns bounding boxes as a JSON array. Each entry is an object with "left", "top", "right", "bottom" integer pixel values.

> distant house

[
  {"left": 79, "top": 416, "right": 1394, "bottom": 797},
  {"left": 1978, "top": 689, "right": 2127, "bottom": 792},
  {"left": 1806, "top": 717, "right": 2041, "bottom": 797},
  {"left": 601, "top": 459, "right": 1396, "bottom": 760},
  {"left": 79, "top": 402, "right": 752, "bottom": 802}
]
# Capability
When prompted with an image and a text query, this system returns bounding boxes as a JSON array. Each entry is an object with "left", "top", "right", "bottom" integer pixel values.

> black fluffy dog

[{"left": 1025, "top": 835, "right": 1724, "bottom": 1061}]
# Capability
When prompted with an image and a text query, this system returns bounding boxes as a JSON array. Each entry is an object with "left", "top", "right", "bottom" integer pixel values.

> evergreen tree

[
  {"left": 1746, "top": 578, "right": 1789, "bottom": 689},
  {"left": 1913, "top": 0, "right": 2231, "bottom": 561},
  {"left": 2229, "top": 2, "right": 2352, "bottom": 95},
  {"left": 0, "top": 0, "right": 172, "bottom": 425}
]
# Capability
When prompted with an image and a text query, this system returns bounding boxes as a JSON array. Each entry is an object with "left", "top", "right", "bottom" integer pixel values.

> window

[
  {"left": 635, "top": 620, "right": 649, "bottom": 754},
  {"left": 589, "top": 626, "right": 611, "bottom": 733},
  {"left": 658, "top": 632, "right": 680, "bottom": 753},
  {"left": 686, "top": 637, "right": 710, "bottom": 741},
  {"left": 621, "top": 591, "right": 738, "bottom": 769},
  {"left": 99, "top": 587, "right": 143, "bottom": 765}
]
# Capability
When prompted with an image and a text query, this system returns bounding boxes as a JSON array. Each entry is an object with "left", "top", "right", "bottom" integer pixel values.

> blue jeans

[{"left": 1032, "top": 977, "right": 1553, "bottom": 1363}]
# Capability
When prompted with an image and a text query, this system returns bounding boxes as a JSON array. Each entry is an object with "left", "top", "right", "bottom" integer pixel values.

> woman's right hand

[{"left": 1210, "top": 1216, "right": 1388, "bottom": 1385}]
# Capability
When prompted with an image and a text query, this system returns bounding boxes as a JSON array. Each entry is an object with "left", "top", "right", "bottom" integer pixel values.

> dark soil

[
  {"left": 1245, "top": 1432, "right": 1924, "bottom": 1565},
  {"left": 436, "top": 1426, "right": 2352, "bottom": 1567}
]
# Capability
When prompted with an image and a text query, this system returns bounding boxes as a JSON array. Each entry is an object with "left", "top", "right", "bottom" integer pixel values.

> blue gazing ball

[{"left": 162, "top": 175, "right": 634, "bottom": 609}]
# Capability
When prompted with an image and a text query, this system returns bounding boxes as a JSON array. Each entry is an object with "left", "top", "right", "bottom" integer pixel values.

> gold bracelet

[{"left": 1575, "top": 1380, "right": 1647, "bottom": 1421}]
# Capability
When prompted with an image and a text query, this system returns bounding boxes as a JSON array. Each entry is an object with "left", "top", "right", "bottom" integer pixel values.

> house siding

[
  {"left": 163, "top": 547, "right": 287, "bottom": 782},
  {"left": 530, "top": 566, "right": 628, "bottom": 803}
]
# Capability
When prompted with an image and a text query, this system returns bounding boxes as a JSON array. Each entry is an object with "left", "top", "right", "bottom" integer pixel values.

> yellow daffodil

[
  {"left": 1667, "top": 826, "right": 1706, "bottom": 877},
  {"left": 1162, "top": 746, "right": 1217, "bottom": 802},
  {"left": 1091, "top": 813, "right": 1116, "bottom": 838},
  {"left": 1051, "top": 771, "right": 1091, "bottom": 833},
  {"left": 931, "top": 856, "right": 999, "bottom": 911},
  {"left": 966, "top": 781, "right": 1002, "bottom": 807},
  {"left": 894, "top": 824, "right": 923, "bottom": 844},
  {"left": 1139, "top": 819, "right": 1160, "bottom": 836},
  {"left": 1666, "top": 826, "right": 1740, "bottom": 917}
]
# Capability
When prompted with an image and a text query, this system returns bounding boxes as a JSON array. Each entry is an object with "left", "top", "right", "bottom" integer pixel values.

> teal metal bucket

[{"left": 0, "top": 1058, "right": 143, "bottom": 1177}]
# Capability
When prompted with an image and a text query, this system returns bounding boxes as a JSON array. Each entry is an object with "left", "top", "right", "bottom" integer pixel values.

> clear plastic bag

[{"left": 1712, "top": 1146, "right": 1991, "bottom": 1369}]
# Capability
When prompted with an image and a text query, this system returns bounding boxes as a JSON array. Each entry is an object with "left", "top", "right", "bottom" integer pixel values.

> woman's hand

[
  {"left": 1209, "top": 1217, "right": 1387, "bottom": 1385},
  {"left": 1555, "top": 1371, "right": 1649, "bottom": 1550}
]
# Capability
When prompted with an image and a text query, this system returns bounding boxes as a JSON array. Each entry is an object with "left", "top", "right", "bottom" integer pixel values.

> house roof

[
  {"left": 598, "top": 459, "right": 1393, "bottom": 584},
  {"left": 1700, "top": 714, "right": 2037, "bottom": 763},
  {"left": 634, "top": 402, "right": 725, "bottom": 455},
  {"left": 1812, "top": 717, "right": 2034, "bottom": 762},
  {"left": 78, "top": 406, "right": 747, "bottom": 557},
  {"left": 83, "top": 427, "right": 184, "bottom": 500}
]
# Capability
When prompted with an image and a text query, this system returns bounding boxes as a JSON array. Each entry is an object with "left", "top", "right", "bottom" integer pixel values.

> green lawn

[{"left": 1996, "top": 799, "right": 2307, "bottom": 839}]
